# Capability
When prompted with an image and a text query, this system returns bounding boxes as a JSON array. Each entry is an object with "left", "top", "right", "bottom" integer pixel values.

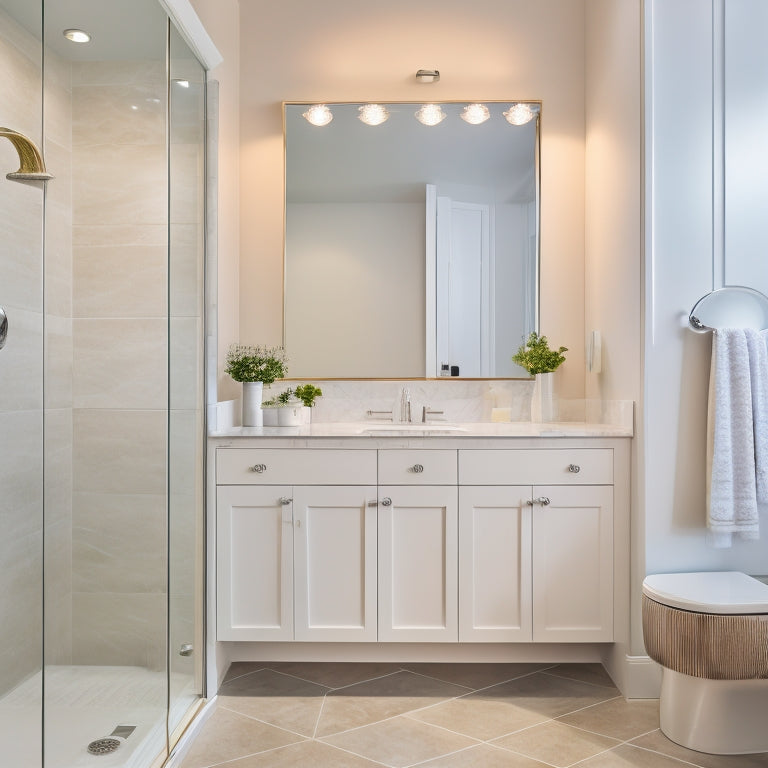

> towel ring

[{"left": 688, "top": 286, "right": 768, "bottom": 333}]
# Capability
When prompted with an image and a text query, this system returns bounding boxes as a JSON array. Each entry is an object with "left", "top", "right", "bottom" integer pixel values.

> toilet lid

[{"left": 642, "top": 571, "right": 768, "bottom": 614}]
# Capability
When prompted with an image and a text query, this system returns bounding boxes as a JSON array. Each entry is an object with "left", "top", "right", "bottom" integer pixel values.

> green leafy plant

[
  {"left": 512, "top": 332, "right": 567, "bottom": 375},
  {"left": 225, "top": 344, "right": 287, "bottom": 384},
  {"left": 277, "top": 388, "right": 294, "bottom": 405},
  {"left": 294, "top": 384, "right": 323, "bottom": 407}
]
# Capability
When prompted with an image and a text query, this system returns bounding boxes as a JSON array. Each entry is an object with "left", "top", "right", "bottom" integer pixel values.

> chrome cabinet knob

[
  {"left": 380, "top": 497, "right": 392, "bottom": 506},
  {"left": 250, "top": 463, "right": 267, "bottom": 473},
  {"left": 568, "top": 464, "right": 581, "bottom": 473},
  {"left": 410, "top": 464, "right": 424, "bottom": 473},
  {"left": 279, "top": 497, "right": 292, "bottom": 505},
  {"left": 0, "top": 306, "right": 7, "bottom": 350}
]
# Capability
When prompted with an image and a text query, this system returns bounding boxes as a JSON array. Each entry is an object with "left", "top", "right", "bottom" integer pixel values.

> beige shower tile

[
  {"left": 45, "top": 315, "right": 72, "bottom": 410},
  {"left": 493, "top": 719, "right": 620, "bottom": 767},
  {"left": 321, "top": 715, "right": 477, "bottom": 768},
  {"left": 409, "top": 671, "right": 618, "bottom": 741},
  {"left": 72, "top": 592, "right": 166, "bottom": 669},
  {"left": 44, "top": 49, "right": 72, "bottom": 149},
  {"left": 0, "top": 308, "right": 43, "bottom": 412},
  {"left": 180, "top": 706, "right": 304, "bottom": 768},
  {"left": 629, "top": 730, "right": 768, "bottom": 768},
  {"left": 71, "top": 60, "right": 165, "bottom": 87},
  {"left": 73, "top": 83, "right": 165, "bottom": 146},
  {"left": 402, "top": 663, "right": 547, "bottom": 691},
  {"left": 73, "top": 223, "right": 167, "bottom": 248},
  {"left": 0, "top": 32, "right": 41, "bottom": 138},
  {"left": 316, "top": 670, "right": 468, "bottom": 737},
  {"left": 73, "top": 409, "right": 166, "bottom": 495},
  {"left": 73, "top": 318, "right": 167, "bottom": 409},
  {"left": 558, "top": 696, "right": 660, "bottom": 741},
  {"left": 73, "top": 244, "right": 166, "bottom": 318},
  {"left": 170, "top": 318, "right": 202, "bottom": 410},
  {"left": 44, "top": 408, "right": 73, "bottom": 527},
  {"left": 170, "top": 143, "right": 204, "bottom": 225},
  {"left": 218, "top": 668, "right": 329, "bottom": 737},
  {"left": 73, "top": 144, "right": 167, "bottom": 227},
  {"left": 72, "top": 492, "right": 166, "bottom": 594}
]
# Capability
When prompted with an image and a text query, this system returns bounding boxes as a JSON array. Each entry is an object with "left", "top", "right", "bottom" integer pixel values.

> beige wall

[
  {"left": 239, "top": 0, "right": 587, "bottom": 397},
  {"left": 190, "top": 0, "right": 241, "bottom": 400}
]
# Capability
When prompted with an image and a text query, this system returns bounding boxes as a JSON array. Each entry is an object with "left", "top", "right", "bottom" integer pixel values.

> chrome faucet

[
  {"left": 422, "top": 405, "right": 444, "bottom": 423},
  {"left": 400, "top": 388, "right": 411, "bottom": 423}
]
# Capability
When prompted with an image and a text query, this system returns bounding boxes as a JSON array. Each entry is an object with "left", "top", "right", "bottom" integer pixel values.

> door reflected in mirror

[{"left": 284, "top": 101, "right": 540, "bottom": 379}]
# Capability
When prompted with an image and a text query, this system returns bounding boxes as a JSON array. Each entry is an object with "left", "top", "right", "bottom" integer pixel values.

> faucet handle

[{"left": 421, "top": 405, "right": 445, "bottom": 423}]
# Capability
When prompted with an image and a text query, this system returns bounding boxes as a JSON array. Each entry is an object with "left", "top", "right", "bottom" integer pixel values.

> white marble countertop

[{"left": 209, "top": 420, "right": 633, "bottom": 440}]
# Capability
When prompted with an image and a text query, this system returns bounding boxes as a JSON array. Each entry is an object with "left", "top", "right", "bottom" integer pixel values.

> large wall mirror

[{"left": 283, "top": 101, "right": 540, "bottom": 379}]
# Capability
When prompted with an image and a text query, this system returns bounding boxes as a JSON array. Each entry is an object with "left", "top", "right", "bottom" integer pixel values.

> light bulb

[
  {"left": 302, "top": 104, "right": 333, "bottom": 127},
  {"left": 460, "top": 103, "right": 490, "bottom": 125},
  {"left": 358, "top": 104, "right": 390, "bottom": 126},
  {"left": 503, "top": 103, "right": 535, "bottom": 126},
  {"left": 415, "top": 104, "right": 446, "bottom": 126}
]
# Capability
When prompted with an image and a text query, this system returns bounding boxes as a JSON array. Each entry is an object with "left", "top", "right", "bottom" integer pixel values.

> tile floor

[{"left": 180, "top": 662, "right": 768, "bottom": 768}]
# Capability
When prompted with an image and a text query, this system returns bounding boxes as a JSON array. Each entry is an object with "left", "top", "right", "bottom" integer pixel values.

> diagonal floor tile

[
  {"left": 402, "top": 663, "right": 548, "bottom": 691},
  {"left": 541, "top": 663, "right": 618, "bottom": 689},
  {"left": 267, "top": 661, "right": 402, "bottom": 689},
  {"left": 493, "top": 719, "right": 620, "bottom": 767},
  {"left": 218, "top": 669, "right": 329, "bottom": 737},
  {"left": 409, "top": 671, "right": 618, "bottom": 741},
  {"left": 629, "top": 729, "right": 768, "bottom": 768},
  {"left": 416, "top": 743, "right": 554, "bottom": 767},
  {"left": 315, "top": 670, "right": 468, "bottom": 738},
  {"left": 179, "top": 706, "right": 303, "bottom": 768},
  {"left": 557, "top": 696, "right": 659, "bottom": 741},
  {"left": 321, "top": 714, "right": 478, "bottom": 768},
  {"left": 223, "top": 662, "right": 267, "bottom": 684},
  {"left": 576, "top": 743, "right": 697, "bottom": 767},
  {"left": 220, "top": 738, "right": 385, "bottom": 767}
]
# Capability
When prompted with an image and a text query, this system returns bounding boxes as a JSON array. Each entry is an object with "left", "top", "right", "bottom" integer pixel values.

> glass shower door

[{"left": 0, "top": 3, "right": 44, "bottom": 766}]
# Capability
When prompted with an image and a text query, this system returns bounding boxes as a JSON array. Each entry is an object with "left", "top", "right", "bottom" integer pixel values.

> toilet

[{"left": 642, "top": 571, "right": 768, "bottom": 754}]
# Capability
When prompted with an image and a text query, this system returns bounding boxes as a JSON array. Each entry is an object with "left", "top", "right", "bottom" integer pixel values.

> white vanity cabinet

[
  {"left": 458, "top": 449, "right": 614, "bottom": 642},
  {"left": 216, "top": 449, "right": 378, "bottom": 642}
]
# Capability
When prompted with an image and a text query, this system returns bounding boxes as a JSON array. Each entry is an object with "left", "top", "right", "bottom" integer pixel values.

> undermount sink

[{"left": 360, "top": 423, "right": 466, "bottom": 435}]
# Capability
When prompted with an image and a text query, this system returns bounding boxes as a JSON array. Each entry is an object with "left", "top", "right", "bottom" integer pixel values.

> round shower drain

[{"left": 87, "top": 738, "right": 121, "bottom": 756}]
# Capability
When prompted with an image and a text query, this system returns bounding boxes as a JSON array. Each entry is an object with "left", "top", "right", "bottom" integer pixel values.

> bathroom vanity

[{"left": 210, "top": 422, "right": 631, "bottom": 665}]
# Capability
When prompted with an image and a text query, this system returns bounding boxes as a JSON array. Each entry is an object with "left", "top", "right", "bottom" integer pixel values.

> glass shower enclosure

[{"left": 0, "top": 0, "right": 208, "bottom": 765}]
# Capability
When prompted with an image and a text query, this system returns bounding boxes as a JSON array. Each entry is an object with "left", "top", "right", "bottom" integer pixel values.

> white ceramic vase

[
  {"left": 242, "top": 381, "right": 264, "bottom": 427},
  {"left": 531, "top": 372, "right": 556, "bottom": 422},
  {"left": 278, "top": 402, "right": 305, "bottom": 426}
]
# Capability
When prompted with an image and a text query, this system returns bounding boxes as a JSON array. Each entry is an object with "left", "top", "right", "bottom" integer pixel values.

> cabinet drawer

[
  {"left": 217, "top": 448, "right": 377, "bottom": 485},
  {"left": 459, "top": 449, "right": 612, "bottom": 485},
  {"left": 378, "top": 449, "right": 457, "bottom": 485}
]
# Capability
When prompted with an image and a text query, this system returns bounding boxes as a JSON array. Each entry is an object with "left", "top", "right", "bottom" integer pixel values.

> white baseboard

[{"left": 622, "top": 655, "right": 662, "bottom": 698}]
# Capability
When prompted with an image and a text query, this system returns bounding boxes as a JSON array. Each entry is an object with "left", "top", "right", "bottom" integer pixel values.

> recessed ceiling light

[{"left": 63, "top": 28, "right": 90, "bottom": 43}]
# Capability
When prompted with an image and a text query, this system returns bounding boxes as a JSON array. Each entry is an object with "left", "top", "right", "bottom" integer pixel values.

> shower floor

[{"left": 0, "top": 665, "right": 197, "bottom": 768}]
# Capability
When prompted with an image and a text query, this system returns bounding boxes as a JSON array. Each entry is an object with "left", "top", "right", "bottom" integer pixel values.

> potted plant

[
  {"left": 512, "top": 332, "right": 567, "bottom": 422},
  {"left": 225, "top": 344, "right": 287, "bottom": 427}
]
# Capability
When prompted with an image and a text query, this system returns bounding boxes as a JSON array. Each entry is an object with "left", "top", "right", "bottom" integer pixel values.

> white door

[
  {"left": 458, "top": 486, "right": 532, "bottom": 642},
  {"left": 293, "top": 485, "right": 378, "bottom": 641},
  {"left": 216, "top": 485, "right": 294, "bottom": 641},
  {"left": 531, "top": 485, "right": 614, "bottom": 642},
  {"left": 378, "top": 485, "right": 458, "bottom": 642}
]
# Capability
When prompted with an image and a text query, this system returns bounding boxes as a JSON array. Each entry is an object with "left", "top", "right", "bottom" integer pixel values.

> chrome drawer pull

[
  {"left": 568, "top": 464, "right": 581, "bottom": 473},
  {"left": 250, "top": 463, "right": 267, "bottom": 473},
  {"left": 410, "top": 464, "right": 424, "bottom": 473},
  {"left": 279, "top": 497, "right": 292, "bottom": 505},
  {"left": 381, "top": 497, "right": 392, "bottom": 506},
  {"left": 527, "top": 497, "right": 551, "bottom": 506}
]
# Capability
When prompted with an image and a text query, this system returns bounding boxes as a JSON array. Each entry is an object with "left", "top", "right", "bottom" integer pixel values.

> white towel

[
  {"left": 746, "top": 329, "right": 768, "bottom": 505},
  {"left": 706, "top": 328, "right": 759, "bottom": 547}
]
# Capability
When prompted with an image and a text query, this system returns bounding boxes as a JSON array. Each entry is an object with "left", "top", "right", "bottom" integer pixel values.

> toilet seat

[{"left": 642, "top": 571, "right": 768, "bottom": 614}]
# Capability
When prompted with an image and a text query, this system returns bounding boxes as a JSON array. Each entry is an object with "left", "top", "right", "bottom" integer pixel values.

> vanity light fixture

[
  {"left": 302, "top": 104, "right": 333, "bottom": 127},
  {"left": 460, "top": 103, "right": 490, "bottom": 125},
  {"left": 415, "top": 69, "right": 440, "bottom": 83},
  {"left": 415, "top": 103, "right": 446, "bottom": 126},
  {"left": 358, "top": 103, "right": 390, "bottom": 126},
  {"left": 503, "top": 102, "right": 535, "bottom": 126},
  {"left": 63, "top": 28, "right": 90, "bottom": 43}
]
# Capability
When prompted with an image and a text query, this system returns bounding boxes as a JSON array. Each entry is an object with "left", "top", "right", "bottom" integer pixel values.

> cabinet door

[
  {"left": 293, "top": 485, "right": 378, "bottom": 642},
  {"left": 378, "top": 485, "right": 458, "bottom": 642},
  {"left": 458, "top": 486, "right": 532, "bottom": 642},
  {"left": 531, "top": 485, "right": 613, "bottom": 642},
  {"left": 217, "top": 485, "right": 293, "bottom": 641}
]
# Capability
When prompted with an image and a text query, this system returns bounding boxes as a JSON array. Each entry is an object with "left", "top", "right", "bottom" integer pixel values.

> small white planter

[
  {"left": 262, "top": 406, "right": 279, "bottom": 426},
  {"left": 242, "top": 381, "right": 264, "bottom": 427},
  {"left": 278, "top": 403, "right": 305, "bottom": 426}
]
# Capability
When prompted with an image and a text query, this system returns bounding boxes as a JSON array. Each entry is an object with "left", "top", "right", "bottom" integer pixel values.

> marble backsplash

[{"left": 211, "top": 379, "right": 634, "bottom": 433}]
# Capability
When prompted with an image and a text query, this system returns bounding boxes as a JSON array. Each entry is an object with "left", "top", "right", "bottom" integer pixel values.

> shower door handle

[
  {"left": 0, "top": 306, "right": 7, "bottom": 350},
  {"left": 179, "top": 644, "right": 194, "bottom": 657}
]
